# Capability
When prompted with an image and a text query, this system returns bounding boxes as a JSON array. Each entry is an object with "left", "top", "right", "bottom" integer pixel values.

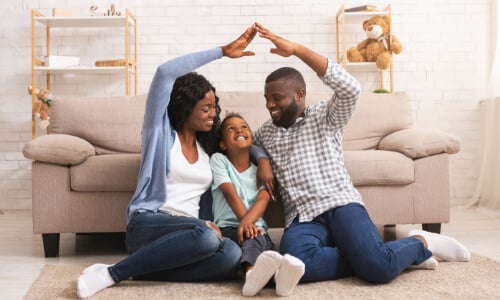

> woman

[{"left": 77, "top": 24, "right": 262, "bottom": 299}]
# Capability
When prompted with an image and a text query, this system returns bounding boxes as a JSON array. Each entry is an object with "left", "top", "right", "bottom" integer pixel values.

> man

[{"left": 254, "top": 22, "right": 470, "bottom": 283}]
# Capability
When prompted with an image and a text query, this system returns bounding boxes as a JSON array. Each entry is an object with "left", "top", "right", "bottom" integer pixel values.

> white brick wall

[{"left": 0, "top": 0, "right": 491, "bottom": 209}]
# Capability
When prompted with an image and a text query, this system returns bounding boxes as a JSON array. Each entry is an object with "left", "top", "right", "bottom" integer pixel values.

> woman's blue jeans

[
  {"left": 108, "top": 211, "right": 242, "bottom": 283},
  {"left": 279, "top": 203, "right": 432, "bottom": 283}
]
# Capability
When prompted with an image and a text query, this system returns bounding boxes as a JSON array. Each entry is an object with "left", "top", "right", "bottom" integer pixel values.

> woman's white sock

[
  {"left": 77, "top": 264, "right": 116, "bottom": 298},
  {"left": 274, "top": 254, "right": 305, "bottom": 297},
  {"left": 407, "top": 257, "right": 438, "bottom": 270},
  {"left": 408, "top": 230, "right": 471, "bottom": 262},
  {"left": 242, "top": 251, "right": 283, "bottom": 297}
]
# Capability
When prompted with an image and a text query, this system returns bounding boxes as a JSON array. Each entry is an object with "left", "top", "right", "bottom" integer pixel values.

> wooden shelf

[
  {"left": 33, "top": 15, "right": 134, "bottom": 28},
  {"left": 30, "top": 9, "right": 137, "bottom": 138},
  {"left": 336, "top": 4, "right": 394, "bottom": 92},
  {"left": 336, "top": 10, "right": 389, "bottom": 24},
  {"left": 34, "top": 66, "right": 135, "bottom": 74}
]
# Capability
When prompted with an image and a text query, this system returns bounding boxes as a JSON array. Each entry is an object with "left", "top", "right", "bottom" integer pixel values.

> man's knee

[{"left": 355, "top": 258, "right": 399, "bottom": 283}]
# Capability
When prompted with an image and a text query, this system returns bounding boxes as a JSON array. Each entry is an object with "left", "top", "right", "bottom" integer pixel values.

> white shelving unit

[
  {"left": 30, "top": 9, "right": 137, "bottom": 137},
  {"left": 336, "top": 4, "right": 394, "bottom": 92}
]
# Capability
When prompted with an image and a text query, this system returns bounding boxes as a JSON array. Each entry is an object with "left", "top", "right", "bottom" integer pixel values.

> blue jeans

[
  {"left": 108, "top": 211, "right": 242, "bottom": 283},
  {"left": 279, "top": 203, "right": 432, "bottom": 283}
]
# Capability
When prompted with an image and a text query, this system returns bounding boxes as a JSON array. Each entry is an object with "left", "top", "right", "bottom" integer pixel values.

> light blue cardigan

[{"left": 126, "top": 47, "right": 223, "bottom": 223}]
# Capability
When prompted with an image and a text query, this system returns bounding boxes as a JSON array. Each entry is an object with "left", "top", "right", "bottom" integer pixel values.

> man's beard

[{"left": 272, "top": 100, "right": 299, "bottom": 128}]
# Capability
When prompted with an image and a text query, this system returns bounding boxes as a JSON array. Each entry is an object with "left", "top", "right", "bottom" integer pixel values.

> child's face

[{"left": 220, "top": 116, "right": 252, "bottom": 152}]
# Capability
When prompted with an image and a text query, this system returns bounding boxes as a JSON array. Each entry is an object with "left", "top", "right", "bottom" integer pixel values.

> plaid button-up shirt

[{"left": 254, "top": 59, "right": 363, "bottom": 227}]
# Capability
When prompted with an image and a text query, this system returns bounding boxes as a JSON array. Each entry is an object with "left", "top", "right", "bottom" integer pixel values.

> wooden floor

[{"left": 0, "top": 207, "right": 499, "bottom": 300}]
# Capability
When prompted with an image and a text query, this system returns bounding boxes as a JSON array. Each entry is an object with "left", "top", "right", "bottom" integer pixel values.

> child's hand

[{"left": 237, "top": 223, "right": 262, "bottom": 244}]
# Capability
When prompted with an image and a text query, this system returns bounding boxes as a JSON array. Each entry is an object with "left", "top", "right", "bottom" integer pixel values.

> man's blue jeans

[
  {"left": 279, "top": 203, "right": 432, "bottom": 283},
  {"left": 108, "top": 211, "right": 242, "bottom": 283}
]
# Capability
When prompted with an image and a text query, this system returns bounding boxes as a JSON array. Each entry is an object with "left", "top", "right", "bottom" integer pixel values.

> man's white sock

[
  {"left": 274, "top": 254, "right": 305, "bottom": 297},
  {"left": 408, "top": 230, "right": 471, "bottom": 262},
  {"left": 77, "top": 264, "right": 116, "bottom": 298},
  {"left": 82, "top": 263, "right": 111, "bottom": 274},
  {"left": 407, "top": 257, "right": 438, "bottom": 270},
  {"left": 242, "top": 251, "right": 283, "bottom": 297}
]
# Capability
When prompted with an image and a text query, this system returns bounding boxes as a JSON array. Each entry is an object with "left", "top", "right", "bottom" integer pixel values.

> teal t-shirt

[{"left": 210, "top": 153, "right": 268, "bottom": 231}]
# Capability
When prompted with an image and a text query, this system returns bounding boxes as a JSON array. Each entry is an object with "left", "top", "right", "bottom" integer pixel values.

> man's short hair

[{"left": 265, "top": 67, "right": 306, "bottom": 92}]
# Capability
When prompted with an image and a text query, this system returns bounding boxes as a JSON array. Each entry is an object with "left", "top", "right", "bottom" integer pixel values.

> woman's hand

[{"left": 221, "top": 24, "right": 257, "bottom": 58}]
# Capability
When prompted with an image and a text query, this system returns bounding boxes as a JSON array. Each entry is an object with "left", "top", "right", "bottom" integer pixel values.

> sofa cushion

[
  {"left": 343, "top": 91, "right": 413, "bottom": 150},
  {"left": 344, "top": 150, "right": 414, "bottom": 186},
  {"left": 70, "top": 154, "right": 140, "bottom": 192},
  {"left": 378, "top": 128, "right": 461, "bottom": 159},
  {"left": 50, "top": 95, "right": 146, "bottom": 155},
  {"left": 23, "top": 134, "right": 95, "bottom": 165}
]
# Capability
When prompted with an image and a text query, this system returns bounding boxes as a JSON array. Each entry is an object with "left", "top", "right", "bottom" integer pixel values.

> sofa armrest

[
  {"left": 378, "top": 128, "right": 460, "bottom": 159},
  {"left": 23, "top": 134, "right": 96, "bottom": 165}
]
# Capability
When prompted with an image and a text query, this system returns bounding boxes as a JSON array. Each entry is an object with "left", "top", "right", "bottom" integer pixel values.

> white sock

[
  {"left": 77, "top": 264, "right": 116, "bottom": 298},
  {"left": 408, "top": 230, "right": 471, "bottom": 262},
  {"left": 242, "top": 251, "right": 283, "bottom": 297},
  {"left": 407, "top": 256, "right": 438, "bottom": 270},
  {"left": 274, "top": 254, "right": 305, "bottom": 297},
  {"left": 82, "top": 263, "right": 111, "bottom": 274}
]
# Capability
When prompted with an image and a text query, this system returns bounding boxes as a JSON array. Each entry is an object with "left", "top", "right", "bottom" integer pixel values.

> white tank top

[{"left": 160, "top": 132, "right": 212, "bottom": 217}]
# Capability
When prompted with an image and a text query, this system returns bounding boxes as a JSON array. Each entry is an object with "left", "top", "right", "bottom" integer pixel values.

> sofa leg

[
  {"left": 422, "top": 223, "right": 441, "bottom": 234},
  {"left": 382, "top": 224, "right": 397, "bottom": 242},
  {"left": 42, "top": 233, "right": 60, "bottom": 257}
]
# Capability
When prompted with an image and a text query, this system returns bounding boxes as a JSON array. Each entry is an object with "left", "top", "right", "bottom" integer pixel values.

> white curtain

[{"left": 469, "top": 0, "right": 500, "bottom": 211}]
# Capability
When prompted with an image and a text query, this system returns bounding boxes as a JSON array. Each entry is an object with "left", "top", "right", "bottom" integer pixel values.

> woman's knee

[
  {"left": 222, "top": 238, "right": 242, "bottom": 265},
  {"left": 195, "top": 224, "right": 224, "bottom": 255},
  {"left": 213, "top": 238, "right": 242, "bottom": 278}
]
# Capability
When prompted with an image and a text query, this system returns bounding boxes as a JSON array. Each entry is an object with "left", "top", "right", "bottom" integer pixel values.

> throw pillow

[{"left": 23, "top": 134, "right": 95, "bottom": 165}]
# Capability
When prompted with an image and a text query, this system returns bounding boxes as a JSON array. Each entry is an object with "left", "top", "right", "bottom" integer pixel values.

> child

[{"left": 210, "top": 113, "right": 305, "bottom": 297}]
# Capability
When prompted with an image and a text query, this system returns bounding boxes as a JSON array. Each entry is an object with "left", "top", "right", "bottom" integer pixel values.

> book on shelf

[
  {"left": 344, "top": 5, "right": 378, "bottom": 12},
  {"left": 95, "top": 59, "right": 127, "bottom": 67}
]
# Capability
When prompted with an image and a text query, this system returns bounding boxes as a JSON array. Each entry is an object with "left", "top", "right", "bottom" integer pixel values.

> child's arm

[
  {"left": 239, "top": 189, "right": 270, "bottom": 227},
  {"left": 219, "top": 183, "right": 271, "bottom": 243},
  {"left": 218, "top": 182, "right": 248, "bottom": 220},
  {"left": 238, "top": 189, "right": 271, "bottom": 243}
]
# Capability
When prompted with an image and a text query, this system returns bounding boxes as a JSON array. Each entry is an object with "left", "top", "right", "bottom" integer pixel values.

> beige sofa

[{"left": 23, "top": 91, "right": 460, "bottom": 257}]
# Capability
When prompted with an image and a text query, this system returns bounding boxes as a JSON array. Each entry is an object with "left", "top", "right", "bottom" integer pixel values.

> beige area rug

[{"left": 25, "top": 255, "right": 500, "bottom": 300}]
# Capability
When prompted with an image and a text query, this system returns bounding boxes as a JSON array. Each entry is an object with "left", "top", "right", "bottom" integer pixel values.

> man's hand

[
  {"left": 257, "top": 158, "right": 276, "bottom": 201},
  {"left": 255, "top": 22, "right": 328, "bottom": 76},
  {"left": 221, "top": 24, "right": 257, "bottom": 58},
  {"left": 255, "top": 22, "right": 297, "bottom": 57}
]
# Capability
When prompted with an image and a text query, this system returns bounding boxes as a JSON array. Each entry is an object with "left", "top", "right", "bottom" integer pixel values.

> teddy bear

[
  {"left": 28, "top": 85, "right": 52, "bottom": 130},
  {"left": 346, "top": 15, "right": 402, "bottom": 70}
]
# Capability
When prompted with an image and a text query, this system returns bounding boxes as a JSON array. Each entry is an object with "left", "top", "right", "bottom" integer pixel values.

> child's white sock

[
  {"left": 407, "top": 257, "right": 438, "bottom": 270},
  {"left": 82, "top": 263, "right": 111, "bottom": 274},
  {"left": 77, "top": 264, "right": 116, "bottom": 298},
  {"left": 242, "top": 251, "right": 283, "bottom": 297},
  {"left": 408, "top": 230, "right": 471, "bottom": 262},
  {"left": 274, "top": 254, "right": 305, "bottom": 297}
]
